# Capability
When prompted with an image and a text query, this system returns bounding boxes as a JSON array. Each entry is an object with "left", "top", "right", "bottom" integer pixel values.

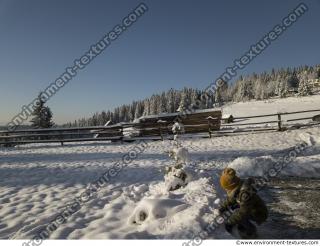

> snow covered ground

[
  {"left": 1, "top": 96, "right": 320, "bottom": 239},
  {"left": 1, "top": 127, "right": 320, "bottom": 239}
]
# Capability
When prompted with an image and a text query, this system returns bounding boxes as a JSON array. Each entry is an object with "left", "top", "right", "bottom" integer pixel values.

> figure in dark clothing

[{"left": 219, "top": 168, "right": 268, "bottom": 239}]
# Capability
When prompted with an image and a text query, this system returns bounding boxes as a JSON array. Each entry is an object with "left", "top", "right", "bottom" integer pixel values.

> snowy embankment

[
  {"left": 223, "top": 95, "right": 320, "bottom": 118},
  {"left": 221, "top": 95, "right": 320, "bottom": 129},
  {"left": 1, "top": 124, "right": 320, "bottom": 239}
]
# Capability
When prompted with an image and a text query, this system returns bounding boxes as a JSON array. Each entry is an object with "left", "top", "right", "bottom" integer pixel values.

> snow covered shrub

[
  {"left": 168, "top": 147, "right": 190, "bottom": 164},
  {"left": 164, "top": 165, "right": 193, "bottom": 191},
  {"left": 172, "top": 122, "right": 185, "bottom": 140},
  {"left": 164, "top": 163, "right": 183, "bottom": 174},
  {"left": 299, "top": 132, "right": 320, "bottom": 146},
  {"left": 164, "top": 145, "right": 193, "bottom": 191}
]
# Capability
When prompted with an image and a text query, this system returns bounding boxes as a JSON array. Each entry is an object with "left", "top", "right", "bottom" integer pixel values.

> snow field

[
  {"left": 1, "top": 96, "right": 320, "bottom": 239},
  {"left": 0, "top": 127, "right": 319, "bottom": 239}
]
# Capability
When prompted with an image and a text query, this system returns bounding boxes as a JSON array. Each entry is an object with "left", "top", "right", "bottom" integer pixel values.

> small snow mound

[
  {"left": 123, "top": 184, "right": 149, "bottom": 201},
  {"left": 128, "top": 198, "right": 188, "bottom": 225},
  {"left": 299, "top": 132, "right": 320, "bottom": 146},
  {"left": 228, "top": 156, "right": 264, "bottom": 177},
  {"left": 214, "top": 198, "right": 221, "bottom": 205},
  {"left": 134, "top": 184, "right": 149, "bottom": 194},
  {"left": 228, "top": 155, "right": 289, "bottom": 178},
  {"left": 228, "top": 154, "right": 320, "bottom": 178}
]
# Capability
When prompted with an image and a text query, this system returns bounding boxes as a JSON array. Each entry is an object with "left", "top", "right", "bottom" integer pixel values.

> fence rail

[
  {"left": 220, "top": 109, "right": 320, "bottom": 132},
  {"left": 1, "top": 108, "right": 320, "bottom": 147}
]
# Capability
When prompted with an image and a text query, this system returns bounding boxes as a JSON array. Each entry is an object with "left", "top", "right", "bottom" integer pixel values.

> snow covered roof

[{"left": 138, "top": 108, "right": 221, "bottom": 120}]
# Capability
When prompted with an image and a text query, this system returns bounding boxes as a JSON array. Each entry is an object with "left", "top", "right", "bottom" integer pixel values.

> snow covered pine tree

[{"left": 30, "top": 92, "right": 54, "bottom": 129}]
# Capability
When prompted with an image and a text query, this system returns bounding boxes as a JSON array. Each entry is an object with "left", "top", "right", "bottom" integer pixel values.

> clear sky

[{"left": 0, "top": 0, "right": 319, "bottom": 125}]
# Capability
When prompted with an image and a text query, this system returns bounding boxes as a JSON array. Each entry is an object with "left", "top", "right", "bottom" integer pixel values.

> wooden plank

[
  {"left": 0, "top": 130, "right": 122, "bottom": 140},
  {"left": 221, "top": 120, "right": 279, "bottom": 127},
  {"left": 279, "top": 109, "right": 320, "bottom": 115},
  {"left": 286, "top": 117, "right": 313, "bottom": 122},
  {"left": 2, "top": 137, "right": 122, "bottom": 145},
  {"left": 233, "top": 109, "right": 320, "bottom": 120},
  {"left": 234, "top": 113, "right": 279, "bottom": 119},
  {"left": 212, "top": 127, "right": 277, "bottom": 134},
  {"left": 0, "top": 125, "right": 123, "bottom": 134},
  {"left": 0, "top": 132, "right": 93, "bottom": 139}
]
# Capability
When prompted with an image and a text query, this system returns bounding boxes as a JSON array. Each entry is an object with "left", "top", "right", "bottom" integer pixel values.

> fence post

[
  {"left": 207, "top": 119, "right": 212, "bottom": 138},
  {"left": 277, "top": 114, "right": 282, "bottom": 131},
  {"left": 157, "top": 120, "right": 166, "bottom": 141},
  {"left": 120, "top": 126, "right": 124, "bottom": 144},
  {"left": 58, "top": 131, "right": 64, "bottom": 146},
  {"left": 4, "top": 132, "right": 14, "bottom": 147},
  {"left": 159, "top": 123, "right": 163, "bottom": 141},
  {"left": 4, "top": 132, "right": 9, "bottom": 147}
]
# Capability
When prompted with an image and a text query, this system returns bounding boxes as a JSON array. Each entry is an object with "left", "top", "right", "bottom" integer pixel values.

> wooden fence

[
  {"left": 1, "top": 108, "right": 320, "bottom": 147},
  {"left": 218, "top": 109, "right": 320, "bottom": 135},
  {"left": 0, "top": 110, "right": 222, "bottom": 146}
]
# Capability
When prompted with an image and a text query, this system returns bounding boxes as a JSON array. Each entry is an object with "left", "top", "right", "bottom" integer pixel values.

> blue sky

[{"left": 0, "top": 0, "right": 319, "bottom": 125}]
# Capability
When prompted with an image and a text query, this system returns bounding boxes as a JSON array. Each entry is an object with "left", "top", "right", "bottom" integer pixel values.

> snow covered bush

[
  {"left": 164, "top": 145, "right": 193, "bottom": 191},
  {"left": 168, "top": 147, "right": 190, "bottom": 164},
  {"left": 164, "top": 165, "right": 193, "bottom": 191},
  {"left": 172, "top": 122, "right": 185, "bottom": 140},
  {"left": 299, "top": 132, "right": 320, "bottom": 146}
]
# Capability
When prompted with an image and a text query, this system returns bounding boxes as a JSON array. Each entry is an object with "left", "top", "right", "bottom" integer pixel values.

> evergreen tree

[
  {"left": 166, "top": 89, "right": 175, "bottom": 113},
  {"left": 298, "top": 80, "right": 312, "bottom": 96},
  {"left": 149, "top": 95, "right": 157, "bottom": 115},
  {"left": 134, "top": 101, "right": 144, "bottom": 119},
  {"left": 190, "top": 89, "right": 200, "bottom": 110},
  {"left": 298, "top": 72, "right": 312, "bottom": 96},
  {"left": 215, "top": 80, "right": 228, "bottom": 104},
  {"left": 142, "top": 99, "right": 150, "bottom": 116},
  {"left": 30, "top": 93, "right": 54, "bottom": 128},
  {"left": 159, "top": 92, "right": 167, "bottom": 113},
  {"left": 177, "top": 89, "right": 188, "bottom": 112}
]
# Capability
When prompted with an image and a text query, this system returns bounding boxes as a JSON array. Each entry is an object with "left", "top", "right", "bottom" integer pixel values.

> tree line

[{"left": 61, "top": 64, "right": 319, "bottom": 127}]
